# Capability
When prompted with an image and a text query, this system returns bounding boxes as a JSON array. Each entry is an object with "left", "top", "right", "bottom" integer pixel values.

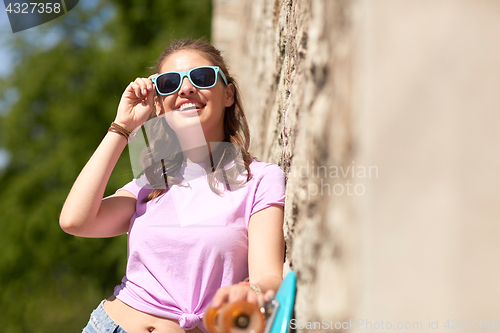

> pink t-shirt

[{"left": 113, "top": 158, "right": 285, "bottom": 331}]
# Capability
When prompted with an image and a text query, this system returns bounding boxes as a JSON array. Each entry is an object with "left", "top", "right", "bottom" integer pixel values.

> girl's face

[{"left": 154, "top": 50, "right": 234, "bottom": 142}]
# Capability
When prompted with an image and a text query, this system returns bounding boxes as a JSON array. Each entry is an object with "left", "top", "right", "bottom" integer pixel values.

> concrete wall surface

[{"left": 213, "top": 0, "right": 500, "bottom": 332}]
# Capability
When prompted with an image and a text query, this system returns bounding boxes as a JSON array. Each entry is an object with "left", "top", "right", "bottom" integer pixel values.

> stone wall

[{"left": 213, "top": 0, "right": 500, "bottom": 332}]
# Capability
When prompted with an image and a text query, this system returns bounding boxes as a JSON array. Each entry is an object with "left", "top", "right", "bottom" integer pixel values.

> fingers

[
  {"left": 249, "top": 290, "right": 274, "bottom": 308},
  {"left": 116, "top": 76, "right": 157, "bottom": 130},
  {"left": 211, "top": 285, "right": 247, "bottom": 309},
  {"left": 210, "top": 285, "right": 273, "bottom": 310},
  {"left": 210, "top": 287, "right": 226, "bottom": 308},
  {"left": 246, "top": 287, "right": 259, "bottom": 305},
  {"left": 129, "top": 77, "right": 154, "bottom": 99},
  {"left": 264, "top": 289, "right": 275, "bottom": 302}
]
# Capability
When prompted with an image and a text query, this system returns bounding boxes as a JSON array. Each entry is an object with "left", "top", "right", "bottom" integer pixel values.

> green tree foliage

[{"left": 0, "top": 0, "right": 211, "bottom": 331}]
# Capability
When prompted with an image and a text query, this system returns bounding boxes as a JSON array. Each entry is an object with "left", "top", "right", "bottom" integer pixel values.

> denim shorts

[{"left": 82, "top": 300, "right": 129, "bottom": 333}]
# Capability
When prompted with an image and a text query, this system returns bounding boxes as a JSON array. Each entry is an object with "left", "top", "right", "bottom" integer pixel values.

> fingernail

[
  {"left": 143, "top": 89, "right": 147, "bottom": 95},
  {"left": 265, "top": 291, "right": 275, "bottom": 301},
  {"left": 138, "top": 92, "right": 142, "bottom": 98},
  {"left": 148, "top": 84, "right": 152, "bottom": 89}
]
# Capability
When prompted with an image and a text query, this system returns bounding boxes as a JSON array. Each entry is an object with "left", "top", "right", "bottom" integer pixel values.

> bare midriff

[{"left": 103, "top": 296, "right": 204, "bottom": 333}]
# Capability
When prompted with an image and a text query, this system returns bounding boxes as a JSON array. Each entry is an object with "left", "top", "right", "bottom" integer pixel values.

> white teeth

[{"left": 179, "top": 102, "right": 202, "bottom": 111}]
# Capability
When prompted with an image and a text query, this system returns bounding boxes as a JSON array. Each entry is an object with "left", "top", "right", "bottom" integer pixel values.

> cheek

[
  {"left": 161, "top": 96, "right": 176, "bottom": 110},
  {"left": 204, "top": 89, "right": 224, "bottom": 107}
]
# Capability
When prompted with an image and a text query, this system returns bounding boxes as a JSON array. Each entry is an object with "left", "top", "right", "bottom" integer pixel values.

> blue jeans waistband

[{"left": 82, "top": 300, "right": 129, "bottom": 333}]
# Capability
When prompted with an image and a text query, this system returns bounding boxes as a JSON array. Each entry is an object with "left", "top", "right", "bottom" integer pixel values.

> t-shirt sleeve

[
  {"left": 115, "top": 177, "right": 143, "bottom": 198},
  {"left": 251, "top": 164, "right": 286, "bottom": 216}
]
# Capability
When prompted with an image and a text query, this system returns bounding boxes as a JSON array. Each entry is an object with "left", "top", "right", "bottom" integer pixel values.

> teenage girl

[{"left": 60, "top": 39, "right": 285, "bottom": 333}]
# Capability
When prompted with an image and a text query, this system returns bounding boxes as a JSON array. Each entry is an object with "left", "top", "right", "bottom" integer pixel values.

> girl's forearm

[
  {"left": 59, "top": 131, "right": 128, "bottom": 232},
  {"left": 252, "top": 275, "right": 283, "bottom": 294}
]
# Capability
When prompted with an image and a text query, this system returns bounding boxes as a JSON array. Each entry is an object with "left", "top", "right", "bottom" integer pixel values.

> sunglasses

[{"left": 151, "top": 66, "right": 229, "bottom": 96}]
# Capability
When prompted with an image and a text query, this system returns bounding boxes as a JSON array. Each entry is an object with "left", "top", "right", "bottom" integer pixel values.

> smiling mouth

[{"left": 177, "top": 102, "right": 204, "bottom": 112}]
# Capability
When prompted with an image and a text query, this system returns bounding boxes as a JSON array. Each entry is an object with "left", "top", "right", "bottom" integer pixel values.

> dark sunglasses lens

[
  {"left": 157, "top": 73, "right": 181, "bottom": 94},
  {"left": 190, "top": 67, "right": 216, "bottom": 87}
]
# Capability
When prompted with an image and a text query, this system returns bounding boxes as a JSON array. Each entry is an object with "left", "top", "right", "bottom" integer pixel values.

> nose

[{"left": 178, "top": 76, "right": 196, "bottom": 96}]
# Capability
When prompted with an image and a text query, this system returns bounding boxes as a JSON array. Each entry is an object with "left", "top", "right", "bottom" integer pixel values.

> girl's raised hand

[{"left": 115, "top": 75, "right": 156, "bottom": 131}]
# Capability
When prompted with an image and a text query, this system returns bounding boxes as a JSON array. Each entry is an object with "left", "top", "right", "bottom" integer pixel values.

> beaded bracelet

[
  {"left": 238, "top": 281, "right": 262, "bottom": 295},
  {"left": 108, "top": 122, "right": 131, "bottom": 140}
]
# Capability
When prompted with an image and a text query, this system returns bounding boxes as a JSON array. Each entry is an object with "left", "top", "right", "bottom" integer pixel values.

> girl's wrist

[
  {"left": 238, "top": 281, "right": 261, "bottom": 295},
  {"left": 108, "top": 122, "right": 131, "bottom": 140},
  {"left": 112, "top": 119, "right": 135, "bottom": 131}
]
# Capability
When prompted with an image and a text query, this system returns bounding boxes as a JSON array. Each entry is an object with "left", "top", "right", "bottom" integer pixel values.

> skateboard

[{"left": 204, "top": 271, "right": 296, "bottom": 333}]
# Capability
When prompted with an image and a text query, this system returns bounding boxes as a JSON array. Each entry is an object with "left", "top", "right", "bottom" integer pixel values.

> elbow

[
  {"left": 59, "top": 213, "right": 84, "bottom": 235},
  {"left": 59, "top": 216, "right": 76, "bottom": 235}
]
